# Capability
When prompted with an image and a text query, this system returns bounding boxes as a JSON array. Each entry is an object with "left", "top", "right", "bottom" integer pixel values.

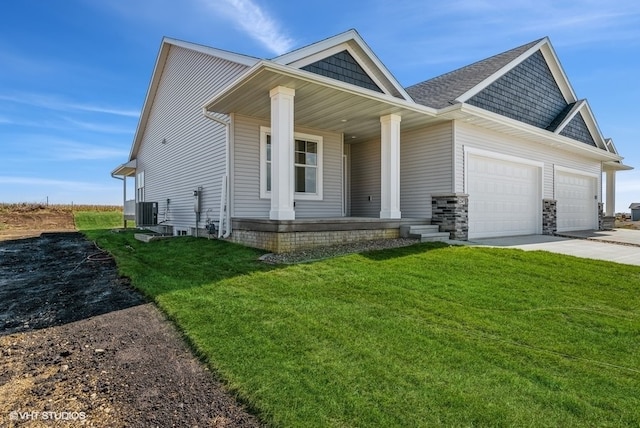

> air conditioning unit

[{"left": 136, "top": 202, "right": 158, "bottom": 226}]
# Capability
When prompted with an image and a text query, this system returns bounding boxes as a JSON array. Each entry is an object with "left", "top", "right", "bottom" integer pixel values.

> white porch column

[
  {"left": 380, "top": 114, "right": 402, "bottom": 219},
  {"left": 269, "top": 86, "right": 296, "bottom": 220},
  {"left": 606, "top": 170, "right": 616, "bottom": 217}
]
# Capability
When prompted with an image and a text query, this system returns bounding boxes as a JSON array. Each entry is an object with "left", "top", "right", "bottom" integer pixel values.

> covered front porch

[
  {"left": 229, "top": 217, "right": 440, "bottom": 253},
  {"left": 203, "top": 60, "right": 445, "bottom": 221}
]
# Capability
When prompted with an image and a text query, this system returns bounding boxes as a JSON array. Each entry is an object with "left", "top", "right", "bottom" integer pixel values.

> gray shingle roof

[{"left": 406, "top": 39, "right": 544, "bottom": 109}]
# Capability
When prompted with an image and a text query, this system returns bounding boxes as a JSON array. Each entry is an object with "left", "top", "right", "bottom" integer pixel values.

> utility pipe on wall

[{"left": 202, "top": 110, "right": 232, "bottom": 238}]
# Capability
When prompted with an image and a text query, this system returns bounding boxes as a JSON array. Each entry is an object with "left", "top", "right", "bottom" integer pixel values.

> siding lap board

[
  {"left": 400, "top": 123, "right": 454, "bottom": 218},
  {"left": 350, "top": 139, "right": 381, "bottom": 217},
  {"left": 232, "top": 115, "right": 343, "bottom": 219},
  {"left": 136, "top": 46, "right": 249, "bottom": 232},
  {"left": 454, "top": 121, "right": 601, "bottom": 201}
]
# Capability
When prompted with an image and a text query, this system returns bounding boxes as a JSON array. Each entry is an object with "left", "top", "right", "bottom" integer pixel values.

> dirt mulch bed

[
  {"left": 0, "top": 233, "right": 261, "bottom": 427},
  {"left": 0, "top": 207, "right": 76, "bottom": 242}
]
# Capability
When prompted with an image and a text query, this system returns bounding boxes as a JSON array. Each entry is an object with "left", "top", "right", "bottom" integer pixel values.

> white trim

[
  {"left": 203, "top": 60, "right": 439, "bottom": 117},
  {"left": 554, "top": 165, "right": 599, "bottom": 179},
  {"left": 260, "top": 126, "right": 324, "bottom": 201},
  {"left": 553, "top": 100, "right": 586, "bottom": 134},
  {"left": 287, "top": 43, "right": 391, "bottom": 96},
  {"left": 164, "top": 37, "right": 259, "bottom": 67},
  {"left": 456, "top": 38, "right": 578, "bottom": 105},
  {"left": 538, "top": 42, "right": 578, "bottom": 103},
  {"left": 452, "top": 104, "right": 623, "bottom": 162},
  {"left": 130, "top": 38, "right": 256, "bottom": 160},
  {"left": 271, "top": 29, "right": 411, "bottom": 100},
  {"left": 464, "top": 146, "right": 544, "bottom": 168},
  {"left": 456, "top": 38, "right": 547, "bottom": 103},
  {"left": 576, "top": 101, "right": 607, "bottom": 150}
]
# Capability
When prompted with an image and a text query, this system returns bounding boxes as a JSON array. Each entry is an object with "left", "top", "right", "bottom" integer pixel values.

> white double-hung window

[{"left": 260, "top": 126, "right": 323, "bottom": 200}]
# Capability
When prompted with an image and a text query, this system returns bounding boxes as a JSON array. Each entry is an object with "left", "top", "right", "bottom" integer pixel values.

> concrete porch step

[
  {"left": 400, "top": 224, "right": 451, "bottom": 242},
  {"left": 417, "top": 232, "right": 452, "bottom": 242},
  {"left": 408, "top": 225, "right": 440, "bottom": 235}
]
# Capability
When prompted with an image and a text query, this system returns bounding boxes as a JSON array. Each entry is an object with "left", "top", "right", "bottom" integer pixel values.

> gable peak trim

[
  {"left": 161, "top": 37, "right": 259, "bottom": 67},
  {"left": 552, "top": 99, "right": 586, "bottom": 134},
  {"left": 271, "top": 29, "right": 411, "bottom": 100},
  {"left": 455, "top": 37, "right": 550, "bottom": 103}
]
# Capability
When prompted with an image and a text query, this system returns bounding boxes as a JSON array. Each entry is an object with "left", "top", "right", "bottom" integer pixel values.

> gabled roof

[
  {"left": 406, "top": 37, "right": 623, "bottom": 154},
  {"left": 272, "top": 29, "right": 412, "bottom": 100},
  {"left": 406, "top": 38, "right": 544, "bottom": 109},
  {"left": 128, "top": 37, "right": 259, "bottom": 160}
]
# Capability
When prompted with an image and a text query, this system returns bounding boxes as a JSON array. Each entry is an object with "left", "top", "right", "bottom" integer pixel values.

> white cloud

[
  {"left": 202, "top": 0, "right": 294, "bottom": 55},
  {"left": 4, "top": 135, "right": 128, "bottom": 161},
  {"left": 0, "top": 176, "right": 114, "bottom": 191},
  {"left": 53, "top": 141, "right": 129, "bottom": 161},
  {"left": 0, "top": 93, "right": 139, "bottom": 118}
]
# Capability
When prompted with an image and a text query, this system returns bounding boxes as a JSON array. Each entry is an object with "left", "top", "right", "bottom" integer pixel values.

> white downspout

[{"left": 202, "top": 109, "right": 232, "bottom": 238}]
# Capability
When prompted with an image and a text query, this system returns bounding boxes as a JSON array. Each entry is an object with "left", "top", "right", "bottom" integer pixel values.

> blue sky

[{"left": 1, "top": 0, "right": 639, "bottom": 212}]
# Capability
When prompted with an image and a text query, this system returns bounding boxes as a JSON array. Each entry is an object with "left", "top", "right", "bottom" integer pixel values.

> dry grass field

[{"left": 0, "top": 203, "right": 121, "bottom": 241}]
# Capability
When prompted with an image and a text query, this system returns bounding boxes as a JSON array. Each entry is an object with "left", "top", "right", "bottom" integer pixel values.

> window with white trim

[
  {"left": 260, "top": 127, "right": 323, "bottom": 200},
  {"left": 136, "top": 171, "right": 145, "bottom": 202}
]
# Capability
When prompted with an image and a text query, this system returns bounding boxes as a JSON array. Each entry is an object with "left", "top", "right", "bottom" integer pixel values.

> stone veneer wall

[
  {"left": 598, "top": 202, "right": 615, "bottom": 230},
  {"left": 542, "top": 199, "right": 557, "bottom": 235},
  {"left": 431, "top": 194, "right": 469, "bottom": 240},
  {"left": 230, "top": 228, "right": 399, "bottom": 253}
]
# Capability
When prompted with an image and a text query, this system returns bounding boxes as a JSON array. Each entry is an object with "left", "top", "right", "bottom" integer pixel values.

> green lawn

[
  {"left": 74, "top": 210, "right": 122, "bottom": 230},
  {"left": 81, "top": 225, "right": 640, "bottom": 427}
]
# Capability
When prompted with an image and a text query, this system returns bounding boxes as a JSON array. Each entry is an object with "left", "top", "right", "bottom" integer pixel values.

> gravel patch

[{"left": 259, "top": 238, "right": 422, "bottom": 264}]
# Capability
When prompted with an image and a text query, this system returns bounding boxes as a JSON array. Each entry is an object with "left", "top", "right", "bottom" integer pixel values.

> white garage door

[
  {"left": 556, "top": 171, "right": 597, "bottom": 232},
  {"left": 468, "top": 154, "right": 541, "bottom": 239}
]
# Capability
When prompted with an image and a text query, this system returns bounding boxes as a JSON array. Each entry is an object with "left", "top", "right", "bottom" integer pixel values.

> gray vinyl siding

[
  {"left": 135, "top": 45, "right": 250, "bottom": 233},
  {"left": 453, "top": 121, "right": 601, "bottom": 200},
  {"left": 350, "top": 139, "right": 381, "bottom": 217},
  {"left": 232, "top": 116, "right": 269, "bottom": 218},
  {"left": 400, "top": 123, "right": 454, "bottom": 218},
  {"left": 232, "top": 115, "right": 343, "bottom": 219}
]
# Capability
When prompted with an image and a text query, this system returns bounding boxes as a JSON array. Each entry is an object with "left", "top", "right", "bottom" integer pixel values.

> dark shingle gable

[
  {"left": 301, "top": 50, "right": 383, "bottom": 93},
  {"left": 467, "top": 50, "right": 568, "bottom": 129},
  {"left": 405, "top": 39, "right": 543, "bottom": 109}
]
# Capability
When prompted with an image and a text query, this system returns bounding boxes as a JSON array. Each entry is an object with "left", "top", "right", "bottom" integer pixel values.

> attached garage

[
  {"left": 556, "top": 169, "right": 598, "bottom": 232},
  {"left": 467, "top": 152, "right": 542, "bottom": 239}
]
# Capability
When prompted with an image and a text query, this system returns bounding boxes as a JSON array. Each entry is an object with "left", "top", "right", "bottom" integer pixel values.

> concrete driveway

[{"left": 468, "top": 229, "right": 640, "bottom": 267}]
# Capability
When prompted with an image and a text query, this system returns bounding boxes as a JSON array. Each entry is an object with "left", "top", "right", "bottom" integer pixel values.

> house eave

[
  {"left": 111, "top": 159, "right": 137, "bottom": 177},
  {"left": 603, "top": 161, "right": 633, "bottom": 172},
  {"left": 445, "top": 103, "right": 624, "bottom": 162},
  {"left": 271, "top": 29, "right": 413, "bottom": 101},
  {"left": 203, "top": 61, "right": 440, "bottom": 143},
  {"left": 128, "top": 38, "right": 259, "bottom": 160},
  {"left": 456, "top": 37, "right": 578, "bottom": 105}
]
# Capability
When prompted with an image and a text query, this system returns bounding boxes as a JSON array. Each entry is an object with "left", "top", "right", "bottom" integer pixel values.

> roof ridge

[
  {"left": 405, "top": 38, "right": 545, "bottom": 109},
  {"left": 406, "top": 38, "right": 544, "bottom": 90}
]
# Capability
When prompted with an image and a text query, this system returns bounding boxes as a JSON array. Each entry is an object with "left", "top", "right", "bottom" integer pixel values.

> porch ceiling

[
  {"left": 111, "top": 159, "right": 137, "bottom": 177},
  {"left": 204, "top": 63, "right": 443, "bottom": 144}
]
